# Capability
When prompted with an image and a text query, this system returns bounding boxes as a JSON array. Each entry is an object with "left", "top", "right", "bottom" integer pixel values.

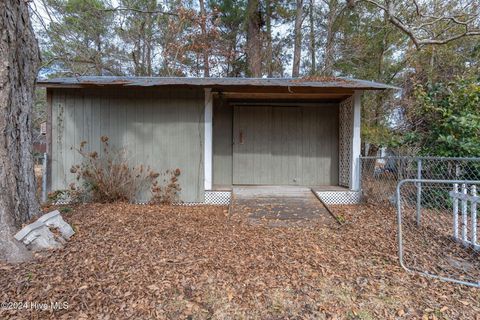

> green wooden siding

[
  {"left": 271, "top": 107, "right": 302, "bottom": 184},
  {"left": 212, "top": 98, "right": 233, "bottom": 187},
  {"left": 231, "top": 105, "right": 339, "bottom": 186},
  {"left": 51, "top": 87, "right": 205, "bottom": 202},
  {"left": 232, "top": 106, "right": 273, "bottom": 184}
]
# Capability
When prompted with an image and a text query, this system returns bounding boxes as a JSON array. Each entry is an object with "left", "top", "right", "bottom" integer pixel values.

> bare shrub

[
  {"left": 150, "top": 168, "right": 182, "bottom": 204},
  {"left": 69, "top": 136, "right": 181, "bottom": 204}
]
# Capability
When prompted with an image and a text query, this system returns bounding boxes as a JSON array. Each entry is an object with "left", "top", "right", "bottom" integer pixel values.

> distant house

[{"left": 38, "top": 77, "right": 396, "bottom": 203}]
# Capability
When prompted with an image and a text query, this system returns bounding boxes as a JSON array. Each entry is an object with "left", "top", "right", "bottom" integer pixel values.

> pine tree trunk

[
  {"left": 323, "top": 0, "right": 337, "bottom": 76},
  {"left": 265, "top": 0, "right": 273, "bottom": 77},
  {"left": 308, "top": 0, "right": 316, "bottom": 75},
  {"left": 245, "top": 0, "right": 262, "bottom": 77},
  {"left": 292, "top": 0, "right": 303, "bottom": 77},
  {"left": 0, "top": 0, "right": 41, "bottom": 263},
  {"left": 146, "top": 12, "right": 153, "bottom": 77},
  {"left": 198, "top": 0, "right": 210, "bottom": 77}
]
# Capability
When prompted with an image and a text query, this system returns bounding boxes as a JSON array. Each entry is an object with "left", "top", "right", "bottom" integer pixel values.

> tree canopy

[{"left": 31, "top": 0, "right": 480, "bottom": 156}]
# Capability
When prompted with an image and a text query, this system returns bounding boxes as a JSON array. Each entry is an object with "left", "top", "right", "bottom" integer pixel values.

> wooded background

[{"left": 31, "top": 0, "right": 480, "bottom": 157}]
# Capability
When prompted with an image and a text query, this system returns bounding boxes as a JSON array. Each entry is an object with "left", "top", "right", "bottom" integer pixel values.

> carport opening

[{"left": 211, "top": 91, "right": 354, "bottom": 191}]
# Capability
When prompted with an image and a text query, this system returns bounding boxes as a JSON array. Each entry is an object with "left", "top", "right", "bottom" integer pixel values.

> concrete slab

[{"left": 231, "top": 186, "right": 335, "bottom": 225}]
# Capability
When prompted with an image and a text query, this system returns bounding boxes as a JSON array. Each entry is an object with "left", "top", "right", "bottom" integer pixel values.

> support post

[
  {"left": 453, "top": 183, "right": 459, "bottom": 241},
  {"left": 204, "top": 88, "right": 213, "bottom": 191},
  {"left": 42, "top": 153, "right": 48, "bottom": 203},
  {"left": 350, "top": 91, "right": 362, "bottom": 191},
  {"left": 416, "top": 159, "right": 422, "bottom": 226},
  {"left": 471, "top": 185, "right": 478, "bottom": 250},
  {"left": 461, "top": 184, "right": 468, "bottom": 246}
]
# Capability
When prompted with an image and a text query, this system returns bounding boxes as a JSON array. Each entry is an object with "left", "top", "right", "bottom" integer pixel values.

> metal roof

[{"left": 37, "top": 76, "right": 399, "bottom": 90}]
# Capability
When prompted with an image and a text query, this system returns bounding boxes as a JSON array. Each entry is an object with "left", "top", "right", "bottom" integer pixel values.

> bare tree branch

[
  {"left": 102, "top": 6, "right": 179, "bottom": 17},
  {"left": 355, "top": 0, "right": 480, "bottom": 48}
]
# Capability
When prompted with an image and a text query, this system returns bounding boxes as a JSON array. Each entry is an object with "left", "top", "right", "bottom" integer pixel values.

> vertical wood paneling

[
  {"left": 51, "top": 88, "right": 205, "bottom": 202},
  {"left": 117, "top": 90, "right": 127, "bottom": 148},
  {"left": 60, "top": 92, "right": 67, "bottom": 188},
  {"left": 144, "top": 92, "right": 154, "bottom": 168},
  {"left": 212, "top": 99, "right": 233, "bottom": 187},
  {"left": 64, "top": 92, "right": 75, "bottom": 187},
  {"left": 46, "top": 89, "right": 53, "bottom": 192},
  {"left": 108, "top": 92, "right": 116, "bottom": 147},
  {"left": 272, "top": 107, "right": 301, "bottom": 185},
  {"left": 83, "top": 94, "right": 92, "bottom": 155},
  {"left": 99, "top": 95, "right": 110, "bottom": 157},
  {"left": 51, "top": 91, "right": 66, "bottom": 190},
  {"left": 175, "top": 96, "right": 204, "bottom": 200},
  {"left": 301, "top": 106, "right": 318, "bottom": 185},
  {"left": 51, "top": 93, "right": 58, "bottom": 190},
  {"left": 233, "top": 104, "right": 339, "bottom": 186},
  {"left": 90, "top": 93, "right": 101, "bottom": 157},
  {"left": 73, "top": 92, "right": 84, "bottom": 169},
  {"left": 233, "top": 106, "right": 272, "bottom": 184},
  {"left": 135, "top": 95, "right": 145, "bottom": 168},
  {"left": 125, "top": 92, "right": 137, "bottom": 166},
  {"left": 255, "top": 107, "right": 273, "bottom": 184}
]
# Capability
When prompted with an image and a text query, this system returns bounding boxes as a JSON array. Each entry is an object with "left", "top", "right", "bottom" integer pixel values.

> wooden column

[
  {"left": 350, "top": 91, "right": 362, "bottom": 191},
  {"left": 204, "top": 88, "right": 213, "bottom": 190}
]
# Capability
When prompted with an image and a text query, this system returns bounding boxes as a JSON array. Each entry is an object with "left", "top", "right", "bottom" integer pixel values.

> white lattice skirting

[
  {"left": 315, "top": 191, "right": 362, "bottom": 205},
  {"left": 54, "top": 191, "right": 232, "bottom": 206},
  {"left": 173, "top": 191, "right": 232, "bottom": 206},
  {"left": 204, "top": 191, "right": 231, "bottom": 205},
  {"left": 57, "top": 191, "right": 362, "bottom": 206}
]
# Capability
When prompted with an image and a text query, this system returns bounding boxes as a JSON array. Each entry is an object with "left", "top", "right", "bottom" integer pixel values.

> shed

[{"left": 38, "top": 76, "right": 396, "bottom": 204}]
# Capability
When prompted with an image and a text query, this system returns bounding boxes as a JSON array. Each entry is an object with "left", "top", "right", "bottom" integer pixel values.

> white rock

[
  {"left": 37, "top": 210, "right": 75, "bottom": 240},
  {"left": 14, "top": 210, "right": 75, "bottom": 251},
  {"left": 14, "top": 221, "right": 62, "bottom": 251}
]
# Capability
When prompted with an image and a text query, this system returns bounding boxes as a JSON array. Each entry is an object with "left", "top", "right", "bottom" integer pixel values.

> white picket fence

[{"left": 450, "top": 184, "right": 480, "bottom": 250}]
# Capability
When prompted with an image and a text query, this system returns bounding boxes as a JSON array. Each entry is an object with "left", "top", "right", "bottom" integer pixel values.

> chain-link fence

[
  {"left": 397, "top": 179, "right": 480, "bottom": 287},
  {"left": 360, "top": 156, "right": 480, "bottom": 205},
  {"left": 360, "top": 156, "right": 480, "bottom": 287}
]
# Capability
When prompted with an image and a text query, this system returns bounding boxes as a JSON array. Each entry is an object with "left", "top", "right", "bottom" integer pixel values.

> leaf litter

[{"left": 0, "top": 203, "right": 479, "bottom": 319}]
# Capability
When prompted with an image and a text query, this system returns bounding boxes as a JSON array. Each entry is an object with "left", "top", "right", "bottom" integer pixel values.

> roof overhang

[{"left": 37, "top": 76, "right": 400, "bottom": 92}]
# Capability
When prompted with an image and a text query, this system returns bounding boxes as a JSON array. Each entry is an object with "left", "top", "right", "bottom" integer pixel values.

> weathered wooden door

[
  {"left": 233, "top": 106, "right": 273, "bottom": 184},
  {"left": 232, "top": 105, "right": 338, "bottom": 185}
]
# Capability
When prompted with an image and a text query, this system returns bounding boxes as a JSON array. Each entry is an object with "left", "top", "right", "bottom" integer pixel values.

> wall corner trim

[
  {"left": 204, "top": 88, "right": 213, "bottom": 190},
  {"left": 350, "top": 91, "right": 362, "bottom": 191}
]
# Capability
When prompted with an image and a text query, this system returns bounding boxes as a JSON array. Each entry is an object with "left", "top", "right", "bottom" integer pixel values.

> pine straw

[{"left": 1, "top": 204, "right": 479, "bottom": 319}]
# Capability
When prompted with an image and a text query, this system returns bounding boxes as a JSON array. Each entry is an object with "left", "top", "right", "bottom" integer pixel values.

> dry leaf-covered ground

[{"left": 1, "top": 203, "right": 479, "bottom": 319}]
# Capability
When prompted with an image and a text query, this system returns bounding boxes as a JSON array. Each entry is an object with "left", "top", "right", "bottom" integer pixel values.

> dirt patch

[{"left": 1, "top": 204, "right": 479, "bottom": 319}]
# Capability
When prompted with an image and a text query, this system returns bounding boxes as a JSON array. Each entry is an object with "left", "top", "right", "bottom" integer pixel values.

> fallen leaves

[
  {"left": 0, "top": 203, "right": 478, "bottom": 319},
  {"left": 147, "top": 285, "right": 160, "bottom": 291}
]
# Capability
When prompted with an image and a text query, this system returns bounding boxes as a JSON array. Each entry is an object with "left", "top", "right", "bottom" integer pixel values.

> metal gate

[{"left": 396, "top": 179, "right": 480, "bottom": 287}]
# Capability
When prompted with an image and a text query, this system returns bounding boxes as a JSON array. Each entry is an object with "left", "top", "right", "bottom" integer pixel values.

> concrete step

[{"left": 232, "top": 186, "right": 334, "bottom": 224}]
